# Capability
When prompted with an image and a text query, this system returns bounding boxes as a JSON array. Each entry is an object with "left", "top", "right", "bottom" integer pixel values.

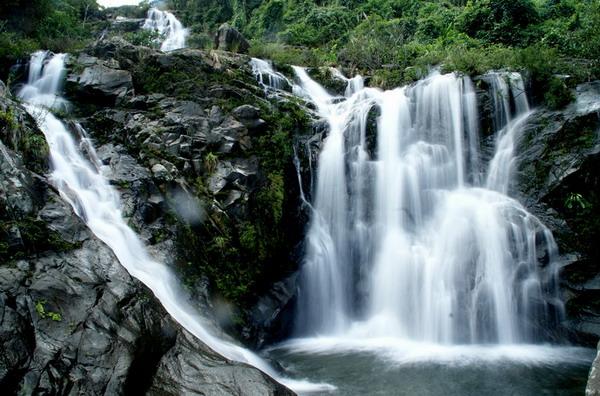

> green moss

[
  {"left": 35, "top": 300, "right": 62, "bottom": 322},
  {"left": 204, "top": 152, "right": 218, "bottom": 174},
  {"left": 0, "top": 216, "right": 81, "bottom": 263},
  {"left": 21, "top": 133, "right": 49, "bottom": 173},
  {"left": 0, "top": 108, "right": 18, "bottom": 131},
  {"left": 544, "top": 77, "right": 575, "bottom": 110}
]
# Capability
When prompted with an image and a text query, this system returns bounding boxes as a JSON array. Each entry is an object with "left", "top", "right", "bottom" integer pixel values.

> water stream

[
  {"left": 143, "top": 7, "right": 188, "bottom": 52},
  {"left": 18, "top": 51, "right": 332, "bottom": 395}
]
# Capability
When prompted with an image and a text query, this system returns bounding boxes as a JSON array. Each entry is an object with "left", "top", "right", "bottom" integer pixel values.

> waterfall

[
  {"left": 485, "top": 72, "right": 532, "bottom": 194},
  {"left": 143, "top": 7, "right": 188, "bottom": 52},
  {"left": 250, "top": 58, "right": 292, "bottom": 91},
  {"left": 293, "top": 67, "right": 562, "bottom": 344},
  {"left": 18, "top": 51, "right": 333, "bottom": 394}
]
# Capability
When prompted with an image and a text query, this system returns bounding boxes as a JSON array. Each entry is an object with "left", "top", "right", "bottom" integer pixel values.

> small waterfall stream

[
  {"left": 18, "top": 51, "right": 333, "bottom": 395},
  {"left": 143, "top": 7, "right": 188, "bottom": 52}
]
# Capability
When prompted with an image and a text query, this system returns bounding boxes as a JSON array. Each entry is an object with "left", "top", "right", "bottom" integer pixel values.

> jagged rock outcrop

[
  {"left": 67, "top": 53, "right": 133, "bottom": 105},
  {"left": 214, "top": 23, "right": 250, "bottom": 54},
  {"left": 516, "top": 82, "right": 600, "bottom": 343},
  {"left": 62, "top": 36, "right": 310, "bottom": 348},
  {"left": 0, "top": 94, "right": 294, "bottom": 395}
]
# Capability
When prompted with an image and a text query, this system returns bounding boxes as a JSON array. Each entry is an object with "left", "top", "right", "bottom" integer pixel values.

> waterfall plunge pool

[{"left": 267, "top": 339, "right": 594, "bottom": 395}]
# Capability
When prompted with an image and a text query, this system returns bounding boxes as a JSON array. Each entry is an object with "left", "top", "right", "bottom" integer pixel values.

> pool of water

[{"left": 268, "top": 338, "right": 595, "bottom": 395}]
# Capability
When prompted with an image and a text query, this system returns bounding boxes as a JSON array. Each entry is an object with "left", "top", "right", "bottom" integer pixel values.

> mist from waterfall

[
  {"left": 143, "top": 7, "right": 188, "bottom": 52},
  {"left": 17, "top": 51, "right": 332, "bottom": 394},
  {"left": 292, "top": 67, "right": 564, "bottom": 345}
]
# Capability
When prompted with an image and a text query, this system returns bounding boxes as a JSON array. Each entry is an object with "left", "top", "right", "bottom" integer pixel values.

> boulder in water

[{"left": 214, "top": 23, "right": 250, "bottom": 54}]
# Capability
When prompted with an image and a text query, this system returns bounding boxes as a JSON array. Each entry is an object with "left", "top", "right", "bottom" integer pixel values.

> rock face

[
  {"left": 214, "top": 23, "right": 250, "bottom": 54},
  {"left": 67, "top": 54, "right": 133, "bottom": 105},
  {"left": 67, "top": 35, "right": 310, "bottom": 348},
  {"left": 588, "top": 344, "right": 600, "bottom": 396},
  {"left": 0, "top": 94, "right": 294, "bottom": 394},
  {"left": 515, "top": 83, "right": 600, "bottom": 344}
]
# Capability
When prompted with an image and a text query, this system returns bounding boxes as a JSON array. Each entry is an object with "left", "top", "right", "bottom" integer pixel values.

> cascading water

[
  {"left": 143, "top": 7, "right": 188, "bottom": 52},
  {"left": 18, "top": 51, "right": 333, "bottom": 394},
  {"left": 250, "top": 58, "right": 292, "bottom": 91},
  {"left": 291, "top": 67, "right": 563, "bottom": 345}
]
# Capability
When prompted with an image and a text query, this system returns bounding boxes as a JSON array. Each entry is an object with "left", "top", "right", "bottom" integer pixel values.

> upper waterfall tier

[
  {"left": 143, "top": 8, "right": 188, "bottom": 52},
  {"left": 292, "top": 67, "right": 563, "bottom": 344}
]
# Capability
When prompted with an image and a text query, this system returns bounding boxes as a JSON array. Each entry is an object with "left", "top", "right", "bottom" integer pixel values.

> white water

[
  {"left": 250, "top": 58, "right": 292, "bottom": 92},
  {"left": 18, "top": 51, "right": 333, "bottom": 394},
  {"left": 293, "top": 68, "right": 563, "bottom": 347},
  {"left": 275, "top": 337, "right": 591, "bottom": 367},
  {"left": 143, "top": 7, "right": 188, "bottom": 52}
]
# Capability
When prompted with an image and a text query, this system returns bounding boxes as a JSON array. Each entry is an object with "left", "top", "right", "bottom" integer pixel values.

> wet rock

[
  {"left": 214, "top": 23, "right": 250, "bottom": 54},
  {"left": 150, "top": 329, "right": 294, "bottom": 396},
  {"left": 0, "top": 97, "right": 291, "bottom": 395},
  {"left": 516, "top": 82, "right": 600, "bottom": 342},
  {"left": 232, "top": 104, "right": 266, "bottom": 131},
  {"left": 207, "top": 158, "right": 258, "bottom": 196},
  {"left": 87, "top": 37, "right": 152, "bottom": 71},
  {"left": 243, "top": 273, "right": 298, "bottom": 349},
  {"left": 67, "top": 62, "right": 133, "bottom": 105},
  {"left": 0, "top": 141, "right": 37, "bottom": 216},
  {"left": 210, "top": 116, "right": 251, "bottom": 154},
  {"left": 151, "top": 163, "right": 170, "bottom": 180},
  {"left": 588, "top": 343, "right": 600, "bottom": 396},
  {"left": 0, "top": 80, "right": 6, "bottom": 97}
]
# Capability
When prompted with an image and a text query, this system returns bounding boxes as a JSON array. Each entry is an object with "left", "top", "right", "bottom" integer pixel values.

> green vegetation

[
  {"left": 123, "top": 29, "right": 161, "bottom": 48},
  {"left": 203, "top": 151, "right": 218, "bottom": 173},
  {"left": 565, "top": 192, "right": 591, "bottom": 210},
  {"left": 0, "top": 108, "right": 17, "bottom": 131},
  {"left": 170, "top": 0, "right": 600, "bottom": 108},
  {"left": 0, "top": 0, "right": 106, "bottom": 77},
  {"left": 174, "top": 96, "right": 310, "bottom": 310},
  {"left": 0, "top": 105, "right": 50, "bottom": 174},
  {"left": 0, "top": 216, "right": 81, "bottom": 262},
  {"left": 35, "top": 300, "right": 62, "bottom": 321}
]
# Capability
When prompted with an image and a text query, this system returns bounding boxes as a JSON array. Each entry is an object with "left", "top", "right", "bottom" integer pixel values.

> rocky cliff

[
  {"left": 515, "top": 82, "right": 600, "bottom": 344},
  {"left": 0, "top": 34, "right": 300, "bottom": 396}
]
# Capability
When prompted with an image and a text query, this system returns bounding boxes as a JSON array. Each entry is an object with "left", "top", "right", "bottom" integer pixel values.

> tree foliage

[
  {"left": 0, "top": 0, "right": 103, "bottom": 76},
  {"left": 170, "top": 0, "right": 600, "bottom": 84}
]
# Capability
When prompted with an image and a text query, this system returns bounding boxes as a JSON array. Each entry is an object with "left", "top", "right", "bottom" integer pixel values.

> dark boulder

[
  {"left": 242, "top": 273, "right": 299, "bottom": 349},
  {"left": 232, "top": 104, "right": 267, "bottom": 131},
  {"left": 67, "top": 55, "right": 133, "bottom": 106},
  {"left": 214, "top": 23, "right": 250, "bottom": 54}
]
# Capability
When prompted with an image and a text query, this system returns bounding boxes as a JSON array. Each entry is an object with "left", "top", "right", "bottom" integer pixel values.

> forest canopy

[{"left": 170, "top": 0, "right": 600, "bottom": 85}]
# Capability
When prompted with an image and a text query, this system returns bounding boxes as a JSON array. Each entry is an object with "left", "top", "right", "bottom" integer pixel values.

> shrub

[
  {"left": 280, "top": 5, "right": 355, "bottom": 47},
  {"left": 458, "top": 0, "right": 539, "bottom": 45},
  {"left": 124, "top": 29, "right": 161, "bottom": 48},
  {"left": 544, "top": 76, "right": 575, "bottom": 110}
]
